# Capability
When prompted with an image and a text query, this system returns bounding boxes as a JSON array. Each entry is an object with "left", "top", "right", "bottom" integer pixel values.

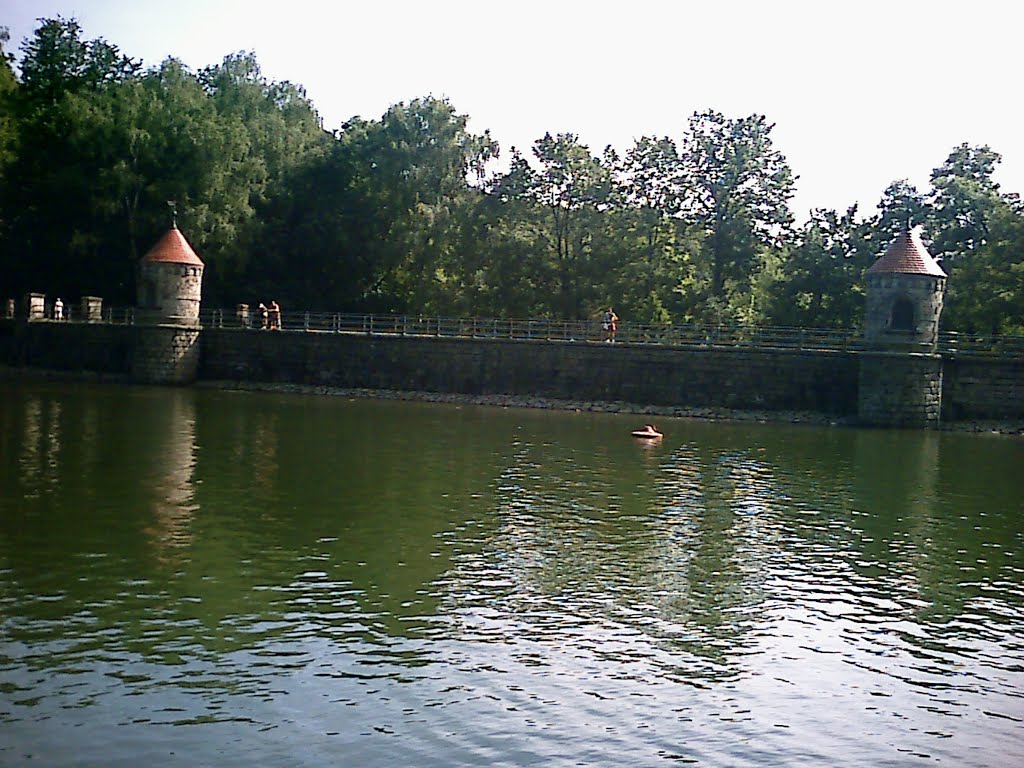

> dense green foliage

[{"left": 2, "top": 19, "right": 1022, "bottom": 332}]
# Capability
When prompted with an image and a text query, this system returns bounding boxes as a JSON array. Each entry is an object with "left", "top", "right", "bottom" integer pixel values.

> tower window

[{"left": 890, "top": 297, "right": 914, "bottom": 331}]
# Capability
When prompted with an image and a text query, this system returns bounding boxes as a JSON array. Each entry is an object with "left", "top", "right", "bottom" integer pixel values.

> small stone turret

[
  {"left": 136, "top": 225, "right": 204, "bottom": 326},
  {"left": 858, "top": 226, "right": 947, "bottom": 428},
  {"left": 133, "top": 224, "right": 205, "bottom": 385},
  {"left": 863, "top": 226, "right": 947, "bottom": 351}
]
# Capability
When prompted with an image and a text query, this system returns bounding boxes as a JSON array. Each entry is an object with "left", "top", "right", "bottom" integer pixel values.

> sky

[{"left": 4, "top": 0, "right": 1023, "bottom": 220}]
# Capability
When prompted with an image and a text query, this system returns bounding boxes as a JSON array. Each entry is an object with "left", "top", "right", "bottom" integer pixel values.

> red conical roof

[
  {"left": 867, "top": 228, "right": 945, "bottom": 277},
  {"left": 141, "top": 227, "right": 204, "bottom": 266}
]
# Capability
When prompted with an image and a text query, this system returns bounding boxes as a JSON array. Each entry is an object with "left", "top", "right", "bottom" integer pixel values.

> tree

[
  {"left": 0, "top": 27, "right": 19, "bottom": 239},
  {"left": 758, "top": 207, "right": 871, "bottom": 328},
  {"left": 924, "top": 145, "right": 1024, "bottom": 333},
  {"left": 59, "top": 57, "right": 247, "bottom": 300},
  {"left": 606, "top": 136, "right": 694, "bottom": 322},
  {"left": 492, "top": 133, "right": 612, "bottom": 318},
  {"left": 871, "top": 179, "right": 928, "bottom": 241},
  {"left": 18, "top": 17, "right": 137, "bottom": 100},
  {"left": 927, "top": 144, "right": 1003, "bottom": 260},
  {"left": 1, "top": 17, "right": 140, "bottom": 301},
  {"left": 253, "top": 97, "right": 496, "bottom": 312},
  {"left": 941, "top": 198, "right": 1024, "bottom": 334},
  {"left": 0, "top": 27, "right": 16, "bottom": 167},
  {"left": 358, "top": 97, "right": 496, "bottom": 311},
  {"left": 191, "top": 52, "right": 331, "bottom": 302},
  {"left": 677, "top": 111, "right": 796, "bottom": 315}
]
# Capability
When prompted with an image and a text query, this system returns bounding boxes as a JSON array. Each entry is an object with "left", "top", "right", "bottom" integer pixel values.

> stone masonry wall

[
  {"left": 943, "top": 357, "right": 1024, "bottom": 420},
  {"left": 0, "top": 319, "right": 133, "bottom": 375},
  {"left": 199, "top": 329, "right": 859, "bottom": 415},
  {"left": 3, "top": 320, "right": 1022, "bottom": 425}
]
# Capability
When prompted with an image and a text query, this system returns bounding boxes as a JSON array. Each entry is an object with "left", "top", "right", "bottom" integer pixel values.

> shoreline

[
  {"left": 196, "top": 380, "right": 1024, "bottom": 437},
  {"left": 3, "top": 366, "right": 1021, "bottom": 436}
]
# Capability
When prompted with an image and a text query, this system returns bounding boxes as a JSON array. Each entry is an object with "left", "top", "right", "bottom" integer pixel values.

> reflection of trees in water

[
  {"left": 154, "top": 397, "right": 500, "bottom": 662},
  {"left": 449, "top": 422, "right": 1024, "bottom": 686},
  {"left": 3, "top": 389, "right": 1020, "bottom": 708},
  {"left": 644, "top": 448, "right": 784, "bottom": 678},
  {"left": 846, "top": 430, "right": 973, "bottom": 625},
  {"left": 249, "top": 413, "right": 280, "bottom": 499},
  {"left": 440, "top": 433, "right": 788, "bottom": 683}
]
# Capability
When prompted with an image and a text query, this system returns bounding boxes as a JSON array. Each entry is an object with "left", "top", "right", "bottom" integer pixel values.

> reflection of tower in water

[
  {"left": 852, "top": 430, "right": 943, "bottom": 611},
  {"left": 142, "top": 389, "right": 199, "bottom": 565}
]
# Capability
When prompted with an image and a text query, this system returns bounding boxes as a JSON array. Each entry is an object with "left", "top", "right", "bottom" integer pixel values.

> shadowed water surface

[{"left": 1, "top": 382, "right": 1022, "bottom": 766}]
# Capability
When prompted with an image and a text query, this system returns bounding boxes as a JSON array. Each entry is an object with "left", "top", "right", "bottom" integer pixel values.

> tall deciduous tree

[
  {"left": 191, "top": 51, "right": 330, "bottom": 301},
  {"left": 0, "top": 27, "right": 16, "bottom": 166},
  {"left": 607, "top": 136, "right": 693, "bottom": 322},
  {"left": 2, "top": 17, "right": 140, "bottom": 301},
  {"left": 17, "top": 17, "right": 138, "bottom": 104},
  {"left": 253, "top": 97, "right": 495, "bottom": 312},
  {"left": 60, "top": 57, "right": 252, "bottom": 301},
  {"left": 0, "top": 27, "right": 18, "bottom": 235},
  {"left": 758, "top": 207, "right": 871, "bottom": 328},
  {"left": 677, "top": 111, "right": 795, "bottom": 313},
  {"left": 941, "top": 198, "right": 1024, "bottom": 334},
  {"left": 927, "top": 144, "right": 1003, "bottom": 260},
  {"left": 871, "top": 179, "right": 928, "bottom": 242},
  {"left": 924, "top": 145, "right": 1024, "bottom": 333},
  {"left": 358, "top": 97, "right": 496, "bottom": 311},
  {"left": 494, "top": 133, "right": 611, "bottom": 318}
]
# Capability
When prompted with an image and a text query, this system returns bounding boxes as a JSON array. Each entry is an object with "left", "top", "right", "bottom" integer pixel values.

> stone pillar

[
  {"left": 81, "top": 296, "right": 104, "bottom": 323},
  {"left": 131, "top": 326, "right": 202, "bottom": 385},
  {"left": 25, "top": 293, "right": 46, "bottom": 320},
  {"left": 858, "top": 352, "right": 943, "bottom": 428}
]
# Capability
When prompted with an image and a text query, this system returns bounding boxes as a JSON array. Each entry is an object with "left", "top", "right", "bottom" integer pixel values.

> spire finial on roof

[{"left": 167, "top": 200, "right": 178, "bottom": 229}]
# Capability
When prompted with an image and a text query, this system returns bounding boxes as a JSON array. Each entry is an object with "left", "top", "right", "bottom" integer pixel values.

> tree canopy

[{"left": 2, "top": 18, "right": 1023, "bottom": 333}]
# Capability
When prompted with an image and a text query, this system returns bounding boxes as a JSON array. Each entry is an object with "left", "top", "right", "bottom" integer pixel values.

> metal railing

[
  {"left": 11, "top": 305, "right": 138, "bottom": 324},
  {"left": 193, "top": 309, "right": 1024, "bottom": 358},
  {"left": 198, "top": 309, "right": 864, "bottom": 350},
  {"left": 15, "top": 305, "right": 1023, "bottom": 358}
]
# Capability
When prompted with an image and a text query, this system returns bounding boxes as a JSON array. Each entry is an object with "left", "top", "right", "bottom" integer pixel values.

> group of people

[
  {"left": 602, "top": 307, "right": 618, "bottom": 342},
  {"left": 257, "top": 300, "right": 282, "bottom": 330}
]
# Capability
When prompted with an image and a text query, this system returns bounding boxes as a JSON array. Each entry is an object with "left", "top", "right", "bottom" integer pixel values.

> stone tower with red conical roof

[
  {"left": 132, "top": 221, "right": 205, "bottom": 385},
  {"left": 136, "top": 224, "right": 205, "bottom": 325},
  {"left": 858, "top": 226, "right": 947, "bottom": 428},
  {"left": 863, "top": 226, "right": 947, "bottom": 349}
]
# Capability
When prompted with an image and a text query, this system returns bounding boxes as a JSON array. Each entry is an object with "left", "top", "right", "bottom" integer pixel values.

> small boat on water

[{"left": 631, "top": 425, "right": 663, "bottom": 439}]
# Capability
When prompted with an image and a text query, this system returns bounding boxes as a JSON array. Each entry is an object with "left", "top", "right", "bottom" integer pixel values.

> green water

[{"left": 1, "top": 382, "right": 1022, "bottom": 767}]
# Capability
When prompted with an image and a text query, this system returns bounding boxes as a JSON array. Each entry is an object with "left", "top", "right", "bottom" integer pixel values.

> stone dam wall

[
  {"left": 199, "top": 328, "right": 859, "bottom": 415},
  {"left": 942, "top": 355, "right": 1024, "bottom": 421},
  {"left": 2, "top": 320, "right": 1022, "bottom": 426}
]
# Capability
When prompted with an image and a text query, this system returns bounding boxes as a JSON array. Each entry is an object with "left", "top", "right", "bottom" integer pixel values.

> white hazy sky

[{"left": 4, "top": 0, "right": 1022, "bottom": 220}]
